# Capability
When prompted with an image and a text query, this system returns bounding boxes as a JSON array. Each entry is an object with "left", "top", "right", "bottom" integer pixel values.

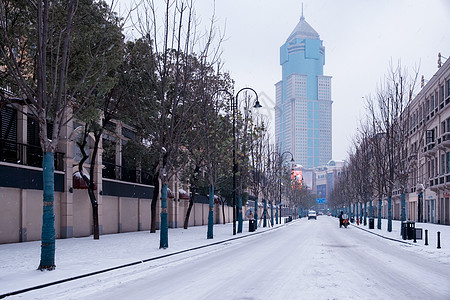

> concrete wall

[
  {"left": 102, "top": 196, "right": 119, "bottom": 234},
  {"left": 72, "top": 189, "right": 92, "bottom": 237},
  {"left": 0, "top": 185, "right": 247, "bottom": 244},
  {"left": 0, "top": 187, "right": 63, "bottom": 244}
]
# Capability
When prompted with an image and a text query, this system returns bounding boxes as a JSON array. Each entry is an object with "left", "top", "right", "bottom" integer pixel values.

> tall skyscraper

[{"left": 275, "top": 11, "right": 332, "bottom": 168}]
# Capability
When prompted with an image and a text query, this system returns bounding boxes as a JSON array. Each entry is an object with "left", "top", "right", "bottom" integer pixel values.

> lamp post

[
  {"left": 278, "top": 151, "right": 294, "bottom": 224},
  {"left": 216, "top": 88, "right": 261, "bottom": 235},
  {"left": 417, "top": 183, "right": 424, "bottom": 223}
]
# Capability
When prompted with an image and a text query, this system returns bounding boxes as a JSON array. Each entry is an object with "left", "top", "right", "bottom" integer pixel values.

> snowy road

[{"left": 17, "top": 217, "right": 450, "bottom": 300}]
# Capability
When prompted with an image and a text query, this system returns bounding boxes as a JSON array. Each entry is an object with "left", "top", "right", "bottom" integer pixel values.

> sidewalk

[
  {"left": 0, "top": 219, "right": 288, "bottom": 295},
  {"left": 349, "top": 217, "right": 450, "bottom": 264}
]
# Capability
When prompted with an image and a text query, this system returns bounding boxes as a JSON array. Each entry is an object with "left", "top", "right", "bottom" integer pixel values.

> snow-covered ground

[{"left": 1, "top": 217, "right": 449, "bottom": 299}]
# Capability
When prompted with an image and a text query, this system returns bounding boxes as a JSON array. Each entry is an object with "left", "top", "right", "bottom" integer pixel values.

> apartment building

[{"left": 405, "top": 57, "right": 450, "bottom": 225}]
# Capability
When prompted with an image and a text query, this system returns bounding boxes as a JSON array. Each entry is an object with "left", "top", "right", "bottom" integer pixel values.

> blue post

[
  {"left": 388, "top": 196, "right": 392, "bottom": 232},
  {"left": 364, "top": 201, "right": 367, "bottom": 225},
  {"left": 263, "top": 199, "right": 267, "bottom": 227},
  {"left": 39, "top": 152, "right": 56, "bottom": 270},
  {"left": 369, "top": 200, "right": 373, "bottom": 218},
  {"left": 275, "top": 205, "right": 278, "bottom": 224},
  {"left": 237, "top": 195, "right": 243, "bottom": 233},
  {"left": 270, "top": 202, "right": 274, "bottom": 226},
  {"left": 207, "top": 185, "right": 214, "bottom": 239},
  {"left": 254, "top": 198, "right": 258, "bottom": 230},
  {"left": 160, "top": 183, "right": 169, "bottom": 248},
  {"left": 401, "top": 192, "right": 406, "bottom": 222},
  {"left": 377, "top": 199, "right": 382, "bottom": 230}
]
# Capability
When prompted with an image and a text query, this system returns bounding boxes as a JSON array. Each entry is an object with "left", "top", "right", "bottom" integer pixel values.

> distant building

[
  {"left": 275, "top": 10, "right": 332, "bottom": 168},
  {"left": 292, "top": 160, "right": 345, "bottom": 204},
  {"left": 312, "top": 160, "right": 345, "bottom": 201}
]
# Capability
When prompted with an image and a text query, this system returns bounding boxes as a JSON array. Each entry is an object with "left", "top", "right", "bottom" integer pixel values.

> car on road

[{"left": 307, "top": 210, "right": 317, "bottom": 220}]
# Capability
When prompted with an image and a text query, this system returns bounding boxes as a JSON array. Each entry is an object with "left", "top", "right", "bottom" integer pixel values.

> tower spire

[{"left": 300, "top": 2, "right": 304, "bottom": 20}]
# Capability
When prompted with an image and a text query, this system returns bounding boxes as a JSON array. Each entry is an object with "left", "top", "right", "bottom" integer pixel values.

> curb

[{"left": 350, "top": 223, "right": 419, "bottom": 246}]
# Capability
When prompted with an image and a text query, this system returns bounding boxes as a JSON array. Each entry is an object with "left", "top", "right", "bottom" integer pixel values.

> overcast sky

[{"left": 115, "top": 0, "right": 450, "bottom": 161}]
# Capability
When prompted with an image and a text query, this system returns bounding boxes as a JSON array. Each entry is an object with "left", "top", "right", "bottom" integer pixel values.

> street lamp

[
  {"left": 417, "top": 183, "right": 424, "bottom": 222},
  {"left": 216, "top": 88, "right": 262, "bottom": 235},
  {"left": 278, "top": 151, "right": 294, "bottom": 224}
]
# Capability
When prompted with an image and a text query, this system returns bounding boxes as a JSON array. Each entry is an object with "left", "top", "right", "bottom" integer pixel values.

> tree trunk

[
  {"left": 222, "top": 200, "right": 226, "bottom": 224},
  {"left": 377, "top": 198, "right": 382, "bottom": 229},
  {"left": 254, "top": 198, "right": 258, "bottom": 230},
  {"left": 207, "top": 185, "right": 214, "bottom": 239},
  {"left": 38, "top": 152, "right": 56, "bottom": 271},
  {"left": 387, "top": 194, "right": 393, "bottom": 232},
  {"left": 237, "top": 195, "right": 243, "bottom": 233},
  {"left": 150, "top": 174, "right": 159, "bottom": 233},
  {"left": 184, "top": 188, "right": 195, "bottom": 229},
  {"left": 78, "top": 129, "right": 101, "bottom": 240},
  {"left": 160, "top": 182, "right": 169, "bottom": 249},
  {"left": 401, "top": 192, "right": 406, "bottom": 222}
]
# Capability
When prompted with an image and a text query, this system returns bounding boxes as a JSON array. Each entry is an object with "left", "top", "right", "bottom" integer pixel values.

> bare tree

[{"left": 132, "top": 0, "right": 225, "bottom": 248}]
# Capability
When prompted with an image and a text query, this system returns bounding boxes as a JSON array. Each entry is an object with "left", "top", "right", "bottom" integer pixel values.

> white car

[{"left": 307, "top": 210, "right": 317, "bottom": 220}]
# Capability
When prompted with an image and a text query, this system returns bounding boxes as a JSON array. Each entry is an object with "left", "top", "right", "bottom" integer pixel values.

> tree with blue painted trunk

[
  {"left": 130, "top": 0, "right": 227, "bottom": 247},
  {"left": 0, "top": 0, "right": 123, "bottom": 270},
  {"left": 207, "top": 186, "right": 214, "bottom": 239},
  {"left": 237, "top": 195, "right": 243, "bottom": 233},
  {"left": 160, "top": 182, "right": 169, "bottom": 248},
  {"left": 40, "top": 153, "right": 56, "bottom": 269},
  {"left": 254, "top": 198, "right": 258, "bottom": 230},
  {"left": 270, "top": 202, "right": 274, "bottom": 226}
]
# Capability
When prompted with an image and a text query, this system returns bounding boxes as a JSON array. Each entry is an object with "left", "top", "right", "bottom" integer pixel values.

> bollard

[
  {"left": 413, "top": 229, "right": 417, "bottom": 243},
  {"left": 425, "top": 229, "right": 428, "bottom": 246},
  {"left": 437, "top": 232, "right": 441, "bottom": 249}
]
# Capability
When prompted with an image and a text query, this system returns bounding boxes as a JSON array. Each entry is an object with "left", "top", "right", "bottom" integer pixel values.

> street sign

[{"left": 316, "top": 198, "right": 326, "bottom": 204}]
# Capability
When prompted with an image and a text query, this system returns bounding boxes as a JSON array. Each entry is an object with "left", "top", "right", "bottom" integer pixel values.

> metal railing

[
  {"left": 102, "top": 162, "right": 154, "bottom": 185},
  {"left": 0, "top": 139, "right": 64, "bottom": 171}
]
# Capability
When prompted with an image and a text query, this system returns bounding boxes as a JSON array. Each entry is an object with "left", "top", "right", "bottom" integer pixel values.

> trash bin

[
  {"left": 249, "top": 219, "right": 255, "bottom": 232},
  {"left": 401, "top": 221, "right": 415, "bottom": 240},
  {"left": 368, "top": 218, "right": 374, "bottom": 229}
]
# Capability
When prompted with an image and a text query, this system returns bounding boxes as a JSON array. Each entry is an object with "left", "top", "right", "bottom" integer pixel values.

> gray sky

[{"left": 115, "top": 0, "right": 450, "bottom": 161}]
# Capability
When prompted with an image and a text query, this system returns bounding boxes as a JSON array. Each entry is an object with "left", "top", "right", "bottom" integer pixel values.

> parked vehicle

[{"left": 308, "top": 210, "right": 317, "bottom": 220}]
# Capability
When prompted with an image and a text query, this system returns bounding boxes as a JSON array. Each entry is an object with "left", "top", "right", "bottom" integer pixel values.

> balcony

[
  {"left": 407, "top": 152, "right": 418, "bottom": 163},
  {"left": 429, "top": 174, "right": 450, "bottom": 190},
  {"left": 423, "top": 141, "right": 437, "bottom": 156},
  {"left": 0, "top": 139, "right": 64, "bottom": 171},
  {"left": 440, "top": 133, "right": 450, "bottom": 148},
  {"left": 102, "top": 162, "right": 154, "bottom": 185}
]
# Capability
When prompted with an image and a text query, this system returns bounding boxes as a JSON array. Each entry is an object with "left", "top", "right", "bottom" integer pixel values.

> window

[
  {"left": 447, "top": 152, "right": 450, "bottom": 174},
  {"left": 447, "top": 79, "right": 450, "bottom": 98},
  {"left": 426, "top": 129, "right": 435, "bottom": 144},
  {"left": 442, "top": 154, "right": 446, "bottom": 175},
  {"left": 430, "top": 158, "right": 435, "bottom": 177},
  {"left": 0, "top": 106, "right": 17, "bottom": 141}
]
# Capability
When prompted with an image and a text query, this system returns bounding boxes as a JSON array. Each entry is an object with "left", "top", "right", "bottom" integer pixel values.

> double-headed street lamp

[{"left": 216, "top": 88, "right": 262, "bottom": 235}]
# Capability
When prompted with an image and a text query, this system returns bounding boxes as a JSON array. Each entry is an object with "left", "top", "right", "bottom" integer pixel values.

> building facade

[
  {"left": 275, "top": 12, "right": 332, "bottom": 168},
  {"left": 404, "top": 57, "right": 450, "bottom": 225},
  {"left": 0, "top": 101, "right": 242, "bottom": 244}
]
